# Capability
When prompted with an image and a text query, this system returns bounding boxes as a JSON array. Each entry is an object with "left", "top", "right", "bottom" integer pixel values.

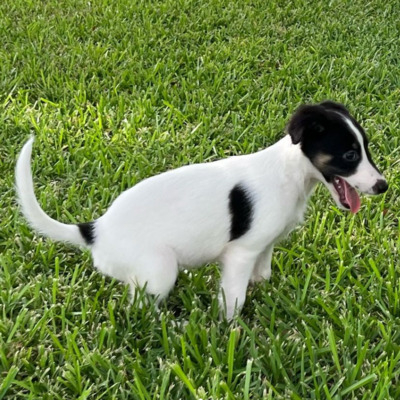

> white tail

[{"left": 15, "top": 137, "right": 87, "bottom": 247}]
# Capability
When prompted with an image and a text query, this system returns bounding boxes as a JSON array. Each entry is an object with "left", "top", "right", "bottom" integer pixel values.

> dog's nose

[{"left": 372, "top": 179, "right": 388, "bottom": 194}]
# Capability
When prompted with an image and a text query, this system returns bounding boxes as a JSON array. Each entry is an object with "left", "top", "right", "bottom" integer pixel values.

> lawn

[{"left": 1, "top": 0, "right": 400, "bottom": 398}]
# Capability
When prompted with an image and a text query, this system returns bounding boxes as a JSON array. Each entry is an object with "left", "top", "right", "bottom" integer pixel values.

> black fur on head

[
  {"left": 286, "top": 101, "right": 370, "bottom": 181},
  {"left": 286, "top": 101, "right": 387, "bottom": 210},
  {"left": 287, "top": 101, "right": 350, "bottom": 145},
  {"left": 287, "top": 104, "right": 329, "bottom": 145}
]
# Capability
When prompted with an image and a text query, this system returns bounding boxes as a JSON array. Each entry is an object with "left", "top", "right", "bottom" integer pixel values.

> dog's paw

[{"left": 250, "top": 269, "right": 271, "bottom": 284}]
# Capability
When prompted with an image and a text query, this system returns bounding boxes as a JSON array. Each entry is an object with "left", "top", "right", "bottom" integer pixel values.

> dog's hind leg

[
  {"left": 251, "top": 244, "right": 273, "bottom": 283},
  {"left": 129, "top": 247, "right": 178, "bottom": 307},
  {"left": 219, "top": 246, "right": 258, "bottom": 320}
]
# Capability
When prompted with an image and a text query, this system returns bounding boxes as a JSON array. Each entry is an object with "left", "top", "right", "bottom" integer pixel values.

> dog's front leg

[
  {"left": 251, "top": 245, "right": 274, "bottom": 283},
  {"left": 219, "top": 247, "right": 258, "bottom": 320}
]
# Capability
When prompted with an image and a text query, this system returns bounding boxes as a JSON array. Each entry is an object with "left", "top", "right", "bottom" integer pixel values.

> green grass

[{"left": 1, "top": 0, "right": 400, "bottom": 398}]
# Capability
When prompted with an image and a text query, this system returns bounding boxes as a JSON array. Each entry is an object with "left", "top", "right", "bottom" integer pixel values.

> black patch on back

[
  {"left": 228, "top": 184, "right": 253, "bottom": 241},
  {"left": 78, "top": 222, "right": 96, "bottom": 245}
]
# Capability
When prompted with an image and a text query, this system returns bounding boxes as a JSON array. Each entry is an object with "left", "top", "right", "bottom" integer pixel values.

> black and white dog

[{"left": 16, "top": 101, "right": 388, "bottom": 319}]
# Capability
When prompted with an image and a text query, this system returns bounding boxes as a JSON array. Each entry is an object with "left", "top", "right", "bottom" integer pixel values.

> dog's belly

[
  {"left": 92, "top": 222, "right": 228, "bottom": 280},
  {"left": 93, "top": 164, "right": 234, "bottom": 267},
  {"left": 172, "top": 234, "right": 227, "bottom": 268},
  {"left": 94, "top": 198, "right": 231, "bottom": 273}
]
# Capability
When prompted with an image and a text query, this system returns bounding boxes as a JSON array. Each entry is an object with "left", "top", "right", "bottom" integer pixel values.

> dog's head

[{"left": 288, "top": 101, "right": 388, "bottom": 213}]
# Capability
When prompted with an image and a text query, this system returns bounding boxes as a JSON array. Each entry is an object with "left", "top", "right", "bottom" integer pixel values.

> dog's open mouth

[{"left": 333, "top": 176, "right": 361, "bottom": 214}]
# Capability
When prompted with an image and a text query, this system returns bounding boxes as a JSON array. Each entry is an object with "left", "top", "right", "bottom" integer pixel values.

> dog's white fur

[
  {"left": 321, "top": 114, "right": 384, "bottom": 204},
  {"left": 341, "top": 116, "right": 383, "bottom": 194},
  {"left": 16, "top": 124, "right": 383, "bottom": 319}
]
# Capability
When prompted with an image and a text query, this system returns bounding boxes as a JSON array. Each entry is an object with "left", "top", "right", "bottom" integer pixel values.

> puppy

[{"left": 16, "top": 101, "right": 388, "bottom": 319}]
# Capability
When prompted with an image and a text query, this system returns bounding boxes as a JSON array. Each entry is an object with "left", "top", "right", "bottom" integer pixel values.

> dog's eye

[{"left": 343, "top": 150, "right": 359, "bottom": 162}]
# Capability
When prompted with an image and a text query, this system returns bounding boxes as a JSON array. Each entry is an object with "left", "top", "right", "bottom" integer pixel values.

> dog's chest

[
  {"left": 279, "top": 177, "right": 313, "bottom": 234},
  {"left": 256, "top": 189, "right": 308, "bottom": 245},
  {"left": 282, "top": 196, "right": 307, "bottom": 235}
]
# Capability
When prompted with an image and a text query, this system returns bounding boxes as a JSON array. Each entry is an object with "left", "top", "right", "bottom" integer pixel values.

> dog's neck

[{"left": 266, "top": 135, "right": 321, "bottom": 199}]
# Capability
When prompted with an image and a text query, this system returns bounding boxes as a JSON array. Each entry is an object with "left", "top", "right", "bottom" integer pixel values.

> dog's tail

[{"left": 15, "top": 137, "right": 90, "bottom": 247}]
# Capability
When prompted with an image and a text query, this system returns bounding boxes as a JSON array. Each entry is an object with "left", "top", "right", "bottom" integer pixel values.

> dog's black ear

[
  {"left": 319, "top": 100, "right": 350, "bottom": 115},
  {"left": 287, "top": 105, "right": 329, "bottom": 144}
]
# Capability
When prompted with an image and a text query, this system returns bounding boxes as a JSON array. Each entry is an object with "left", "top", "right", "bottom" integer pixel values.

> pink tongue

[{"left": 343, "top": 180, "right": 361, "bottom": 214}]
